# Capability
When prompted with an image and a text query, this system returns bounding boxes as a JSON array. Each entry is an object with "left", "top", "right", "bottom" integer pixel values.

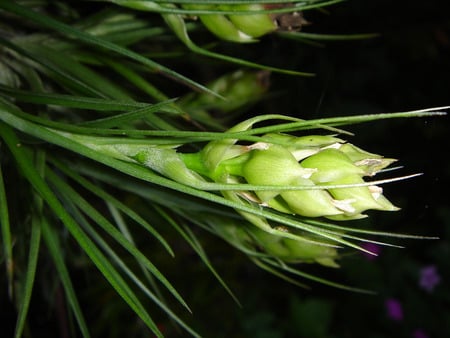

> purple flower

[
  {"left": 412, "top": 329, "right": 429, "bottom": 338},
  {"left": 360, "top": 242, "right": 381, "bottom": 260},
  {"left": 385, "top": 298, "right": 403, "bottom": 321},
  {"left": 419, "top": 265, "right": 441, "bottom": 293}
]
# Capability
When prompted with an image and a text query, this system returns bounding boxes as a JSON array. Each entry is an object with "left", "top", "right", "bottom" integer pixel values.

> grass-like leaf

[
  {"left": 155, "top": 205, "right": 241, "bottom": 305},
  {"left": 13, "top": 150, "right": 45, "bottom": 338},
  {"left": 50, "top": 158, "right": 174, "bottom": 256},
  {"left": 162, "top": 11, "right": 315, "bottom": 76},
  {"left": 0, "top": 1, "right": 223, "bottom": 99},
  {"left": 40, "top": 216, "right": 91, "bottom": 338},
  {"left": 45, "top": 168, "right": 190, "bottom": 312},
  {"left": 0, "top": 165, "right": 13, "bottom": 298},
  {"left": 0, "top": 123, "right": 165, "bottom": 337}
]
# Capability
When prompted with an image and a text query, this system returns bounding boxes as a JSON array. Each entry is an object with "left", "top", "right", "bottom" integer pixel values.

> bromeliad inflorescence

[{"left": 57, "top": 114, "right": 413, "bottom": 271}]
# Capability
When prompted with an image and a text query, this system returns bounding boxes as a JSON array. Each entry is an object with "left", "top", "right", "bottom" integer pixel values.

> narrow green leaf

[
  {"left": 50, "top": 158, "right": 174, "bottom": 256},
  {"left": 41, "top": 216, "right": 92, "bottom": 338},
  {"left": 14, "top": 149, "right": 45, "bottom": 338},
  {"left": 278, "top": 31, "right": 380, "bottom": 41},
  {"left": 19, "top": 43, "right": 132, "bottom": 100},
  {"left": 0, "top": 85, "right": 155, "bottom": 111},
  {"left": 162, "top": 12, "right": 315, "bottom": 76},
  {"left": 0, "top": 165, "right": 13, "bottom": 298},
  {"left": 46, "top": 168, "right": 191, "bottom": 313},
  {"left": 0, "top": 1, "right": 223, "bottom": 99},
  {"left": 155, "top": 205, "right": 241, "bottom": 306},
  {"left": 0, "top": 37, "right": 106, "bottom": 98},
  {"left": 259, "top": 257, "right": 375, "bottom": 294},
  {"left": 62, "top": 202, "right": 201, "bottom": 338},
  {"left": 14, "top": 214, "right": 42, "bottom": 338},
  {"left": 0, "top": 123, "right": 164, "bottom": 338}
]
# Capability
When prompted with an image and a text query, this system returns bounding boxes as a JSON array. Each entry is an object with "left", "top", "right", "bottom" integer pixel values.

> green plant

[{"left": 0, "top": 1, "right": 446, "bottom": 337}]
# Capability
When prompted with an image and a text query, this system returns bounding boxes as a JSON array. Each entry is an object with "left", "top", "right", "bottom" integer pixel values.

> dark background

[{"left": 177, "top": 1, "right": 450, "bottom": 337}]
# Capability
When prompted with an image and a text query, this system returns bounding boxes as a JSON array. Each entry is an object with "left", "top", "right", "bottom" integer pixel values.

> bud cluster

[
  {"left": 203, "top": 131, "right": 398, "bottom": 221},
  {"left": 74, "top": 116, "right": 402, "bottom": 267},
  {"left": 183, "top": 3, "right": 307, "bottom": 43}
]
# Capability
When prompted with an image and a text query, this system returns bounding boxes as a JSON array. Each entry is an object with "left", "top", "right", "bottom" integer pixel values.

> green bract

[
  {"left": 183, "top": 3, "right": 277, "bottom": 43},
  {"left": 199, "top": 121, "right": 399, "bottom": 222},
  {"left": 53, "top": 114, "right": 409, "bottom": 268}
]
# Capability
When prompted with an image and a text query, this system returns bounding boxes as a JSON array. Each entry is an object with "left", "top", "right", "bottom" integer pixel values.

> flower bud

[
  {"left": 338, "top": 143, "right": 396, "bottom": 176},
  {"left": 179, "top": 70, "right": 270, "bottom": 125},
  {"left": 202, "top": 117, "right": 399, "bottom": 221},
  {"left": 301, "top": 148, "right": 365, "bottom": 183},
  {"left": 247, "top": 226, "right": 339, "bottom": 267},
  {"left": 327, "top": 176, "right": 399, "bottom": 220},
  {"left": 223, "top": 4, "right": 277, "bottom": 38},
  {"left": 182, "top": 4, "right": 255, "bottom": 43},
  {"left": 183, "top": 4, "right": 277, "bottom": 42},
  {"left": 264, "top": 133, "right": 343, "bottom": 161},
  {"left": 241, "top": 144, "right": 345, "bottom": 217}
]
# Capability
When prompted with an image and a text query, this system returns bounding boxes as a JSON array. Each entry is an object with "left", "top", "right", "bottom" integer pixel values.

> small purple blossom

[
  {"left": 385, "top": 298, "right": 403, "bottom": 321},
  {"left": 419, "top": 265, "right": 441, "bottom": 293},
  {"left": 412, "top": 329, "right": 429, "bottom": 338},
  {"left": 360, "top": 242, "right": 381, "bottom": 260}
]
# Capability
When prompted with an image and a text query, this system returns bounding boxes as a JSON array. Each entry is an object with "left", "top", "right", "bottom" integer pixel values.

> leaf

[
  {"left": 0, "top": 164, "right": 13, "bottom": 298},
  {"left": 13, "top": 149, "right": 46, "bottom": 338},
  {"left": 0, "top": 122, "right": 164, "bottom": 338},
  {"left": 162, "top": 11, "right": 314, "bottom": 76},
  {"left": 50, "top": 158, "right": 174, "bottom": 256},
  {"left": 45, "top": 168, "right": 190, "bottom": 312},
  {"left": 41, "top": 217, "right": 91, "bottom": 338},
  {"left": 0, "top": 1, "right": 223, "bottom": 99}
]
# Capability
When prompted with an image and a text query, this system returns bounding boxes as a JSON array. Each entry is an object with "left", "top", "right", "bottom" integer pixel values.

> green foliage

[{"left": 0, "top": 0, "right": 447, "bottom": 337}]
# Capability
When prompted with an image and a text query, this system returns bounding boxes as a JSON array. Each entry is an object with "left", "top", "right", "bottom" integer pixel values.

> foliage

[{"left": 0, "top": 1, "right": 448, "bottom": 337}]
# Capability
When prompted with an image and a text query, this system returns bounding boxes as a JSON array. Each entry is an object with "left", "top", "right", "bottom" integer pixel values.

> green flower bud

[
  {"left": 183, "top": 4, "right": 256, "bottom": 43},
  {"left": 327, "top": 175, "right": 399, "bottom": 219},
  {"left": 264, "top": 133, "right": 343, "bottom": 161},
  {"left": 224, "top": 4, "right": 277, "bottom": 38},
  {"left": 279, "top": 177, "right": 344, "bottom": 217},
  {"left": 248, "top": 226, "right": 339, "bottom": 267},
  {"left": 197, "top": 12, "right": 256, "bottom": 43},
  {"left": 241, "top": 143, "right": 313, "bottom": 201},
  {"left": 241, "top": 144, "right": 344, "bottom": 217},
  {"left": 338, "top": 143, "right": 396, "bottom": 176},
  {"left": 179, "top": 70, "right": 270, "bottom": 126},
  {"left": 184, "top": 4, "right": 277, "bottom": 42},
  {"left": 301, "top": 148, "right": 365, "bottom": 183}
]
